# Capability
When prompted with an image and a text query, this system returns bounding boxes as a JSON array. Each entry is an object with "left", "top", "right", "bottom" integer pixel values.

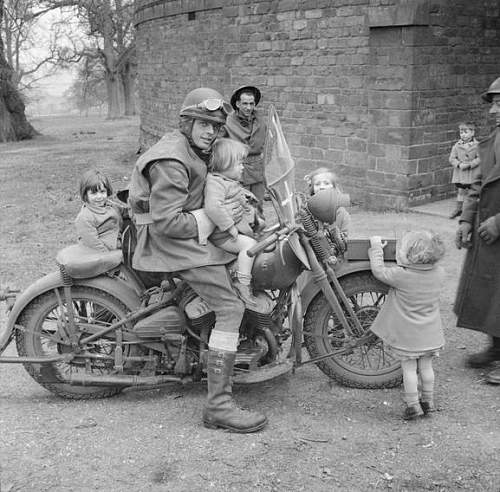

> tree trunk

[
  {"left": 105, "top": 73, "right": 121, "bottom": 119},
  {"left": 100, "top": 1, "right": 121, "bottom": 119},
  {"left": 0, "top": 1, "right": 37, "bottom": 142},
  {"left": 121, "top": 62, "right": 136, "bottom": 116}
]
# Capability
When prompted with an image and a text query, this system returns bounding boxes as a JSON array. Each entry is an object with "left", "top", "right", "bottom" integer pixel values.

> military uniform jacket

[
  {"left": 224, "top": 110, "right": 267, "bottom": 185},
  {"left": 454, "top": 128, "right": 500, "bottom": 336},
  {"left": 128, "top": 132, "right": 233, "bottom": 272}
]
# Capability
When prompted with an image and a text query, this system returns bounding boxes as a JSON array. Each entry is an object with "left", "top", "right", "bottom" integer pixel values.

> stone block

[
  {"left": 347, "top": 137, "right": 367, "bottom": 153},
  {"left": 368, "top": 1, "right": 430, "bottom": 28},
  {"left": 305, "top": 9, "right": 323, "bottom": 19}
]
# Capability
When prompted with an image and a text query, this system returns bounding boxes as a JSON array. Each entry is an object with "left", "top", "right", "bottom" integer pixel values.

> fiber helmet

[
  {"left": 230, "top": 85, "right": 262, "bottom": 110},
  {"left": 179, "top": 88, "right": 232, "bottom": 124},
  {"left": 482, "top": 76, "right": 500, "bottom": 103}
]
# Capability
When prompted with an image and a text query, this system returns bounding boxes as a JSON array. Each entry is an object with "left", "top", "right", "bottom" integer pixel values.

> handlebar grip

[{"left": 247, "top": 232, "right": 279, "bottom": 257}]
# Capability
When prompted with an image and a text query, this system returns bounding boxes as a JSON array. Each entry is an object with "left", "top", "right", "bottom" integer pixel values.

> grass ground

[{"left": 0, "top": 115, "right": 498, "bottom": 492}]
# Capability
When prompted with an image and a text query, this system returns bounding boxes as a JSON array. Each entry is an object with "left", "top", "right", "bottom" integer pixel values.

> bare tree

[
  {"left": 2, "top": 1, "right": 81, "bottom": 91},
  {"left": 38, "top": 0, "right": 136, "bottom": 119},
  {"left": 0, "top": 0, "right": 37, "bottom": 141},
  {"left": 65, "top": 56, "right": 106, "bottom": 115}
]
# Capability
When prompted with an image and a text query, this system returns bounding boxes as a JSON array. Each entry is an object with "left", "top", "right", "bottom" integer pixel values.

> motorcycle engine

[{"left": 133, "top": 304, "right": 185, "bottom": 338}]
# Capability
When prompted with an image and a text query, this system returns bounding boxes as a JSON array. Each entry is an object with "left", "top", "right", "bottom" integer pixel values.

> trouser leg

[
  {"left": 179, "top": 265, "right": 267, "bottom": 432},
  {"left": 449, "top": 187, "right": 464, "bottom": 219},
  {"left": 179, "top": 264, "right": 244, "bottom": 341}
]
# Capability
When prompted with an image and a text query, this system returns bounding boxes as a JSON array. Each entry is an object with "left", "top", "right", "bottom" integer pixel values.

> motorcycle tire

[
  {"left": 303, "top": 271, "right": 403, "bottom": 389},
  {"left": 16, "top": 286, "right": 137, "bottom": 399}
]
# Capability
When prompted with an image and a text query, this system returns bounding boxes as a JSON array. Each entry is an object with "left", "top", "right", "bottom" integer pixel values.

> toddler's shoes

[
  {"left": 403, "top": 403, "right": 424, "bottom": 420},
  {"left": 420, "top": 400, "right": 436, "bottom": 415}
]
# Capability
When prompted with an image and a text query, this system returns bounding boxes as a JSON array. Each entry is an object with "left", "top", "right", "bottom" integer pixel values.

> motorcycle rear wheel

[
  {"left": 304, "top": 272, "right": 403, "bottom": 389},
  {"left": 16, "top": 286, "right": 136, "bottom": 399}
]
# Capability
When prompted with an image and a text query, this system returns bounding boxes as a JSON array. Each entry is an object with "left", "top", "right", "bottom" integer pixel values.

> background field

[{"left": 0, "top": 115, "right": 498, "bottom": 491}]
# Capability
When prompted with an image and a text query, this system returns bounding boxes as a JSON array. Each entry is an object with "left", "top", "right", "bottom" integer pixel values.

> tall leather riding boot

[
  {"left": 467, "top": 336, "right": 500, "bottom": 368},
  {"left": 203, "top": 349, "right": 267, "bottom": 433}
]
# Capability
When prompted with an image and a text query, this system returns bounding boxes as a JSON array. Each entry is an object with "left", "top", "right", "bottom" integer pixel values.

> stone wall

[{"left": 134, "top": 0, "right": 500, "bottom": 209}]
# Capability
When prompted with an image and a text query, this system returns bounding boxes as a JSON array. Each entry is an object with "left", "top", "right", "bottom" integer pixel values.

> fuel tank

[{"left": 252, "top": 240, "right": 304, "bottom": 290}]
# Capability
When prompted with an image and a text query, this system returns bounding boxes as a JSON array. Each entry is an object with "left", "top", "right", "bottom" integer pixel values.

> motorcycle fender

[
  {"left": 299, "top": 260, "right": 396, "bottom": 315},
  {"left": 0, "top": 271, "right": 142, "bottom": 353}
]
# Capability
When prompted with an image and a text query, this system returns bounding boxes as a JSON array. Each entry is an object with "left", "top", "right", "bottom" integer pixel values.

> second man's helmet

[{"left": 482, "top": 77, "right": 500, "bottom": 103}]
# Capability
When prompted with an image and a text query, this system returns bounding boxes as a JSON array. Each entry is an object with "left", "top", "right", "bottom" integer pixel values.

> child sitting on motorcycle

[
  {"left": 304, "top": 167, "right": 350, "bottom": 237},
  {"left": 368, "top": 230, "right": 446, "bottom": 420},
  {"left": 75, "top": 169, "right": 123, "bottom": 252},
  {"left": 203, "top": 138, "right": 261, "bottom": 306}
]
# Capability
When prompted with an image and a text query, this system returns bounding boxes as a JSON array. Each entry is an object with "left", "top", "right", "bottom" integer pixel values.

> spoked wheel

[
  {"left": 16, "top": 286, "right": 138, "bottom": 399},
  {"left": 304, "top": 272, "right": 402, "bottom": 388}
]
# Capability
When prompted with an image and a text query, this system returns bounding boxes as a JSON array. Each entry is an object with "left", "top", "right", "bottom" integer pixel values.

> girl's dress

[
  {"left": 75, "top": 202, "right": 122, "bottom": 252},
  {"left": 368, "top": 244, "right": 445, "bottom": 360}
]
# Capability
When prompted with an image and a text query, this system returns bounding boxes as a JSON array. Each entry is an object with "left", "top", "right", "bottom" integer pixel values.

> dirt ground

[{"left": 0, "top": 115, "right": 498, "bottom": 492}]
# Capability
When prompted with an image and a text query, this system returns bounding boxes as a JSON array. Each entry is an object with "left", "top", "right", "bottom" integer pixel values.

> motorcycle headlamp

[{"left": 307, "top": 188, "right": 351, "bottom": 224}]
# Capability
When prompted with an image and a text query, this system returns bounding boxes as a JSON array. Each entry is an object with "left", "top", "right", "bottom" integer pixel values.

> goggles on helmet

[{"left": 183, "top": 98, "right": 232, "bottom": 114}]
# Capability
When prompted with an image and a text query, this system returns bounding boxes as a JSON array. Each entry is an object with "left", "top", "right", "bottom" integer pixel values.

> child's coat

[{"left": 368, "top": 244, "right": 445, "bottom": 352}]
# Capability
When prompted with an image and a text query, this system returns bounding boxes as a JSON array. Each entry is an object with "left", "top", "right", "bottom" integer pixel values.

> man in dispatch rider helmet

[{"left": 128, "top": 88, "right": 267, "bottom": 432}]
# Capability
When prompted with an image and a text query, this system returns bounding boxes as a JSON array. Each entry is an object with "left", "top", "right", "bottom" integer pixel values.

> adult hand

[
  {"left": 224, "top": 195, "right": 243, "bottom": 223},
  {"left": 478, "top": 216, "right": 500, "bottom": 245},
  {"left": 455, "top": 222, "right": 472, "bottom": 249}
]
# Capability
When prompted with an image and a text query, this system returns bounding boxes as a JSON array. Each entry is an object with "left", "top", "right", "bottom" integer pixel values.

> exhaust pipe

[{"left": 69, "top": 373, "right": 190, "bottom": 387}]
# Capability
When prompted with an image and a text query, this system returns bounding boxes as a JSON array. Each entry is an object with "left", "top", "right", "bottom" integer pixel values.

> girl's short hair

[
  {"left": 210, "top": 138, "right": 249, "bottom": 174},
  {"left": 79, "top": 169, "right": 113, "bottom": 201},
  {"left": 304, "top": 167, "right": 339, "bottom": 195},
  {"left": 398, "top": 230, "right": 445, "bottom": 265}
]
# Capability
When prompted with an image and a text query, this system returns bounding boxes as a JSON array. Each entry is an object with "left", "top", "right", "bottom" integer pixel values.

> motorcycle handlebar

[{"left": 247, "top": 225, "right": 294, "bottom": 257}]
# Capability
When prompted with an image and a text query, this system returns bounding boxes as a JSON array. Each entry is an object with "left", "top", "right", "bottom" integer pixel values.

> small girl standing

[
  {"left": 368, "top": 230, "right": 446, "bottom": 420},
  {"left": 75, "top": 169, "right": 122, "bottom": 252},
  {"left": 204, "top": 138, "right": 260, "bottom": 306},
  {"left": 304, "top": 167, "right": 350, "bottom": 237},
  {"left": 448, "top": 121, "right": 480, "bottom": 219}
]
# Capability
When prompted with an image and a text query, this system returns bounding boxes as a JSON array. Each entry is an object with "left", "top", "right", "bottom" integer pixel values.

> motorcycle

[{"left": 0, "top": 106, "right": 402, "bottom": 399}]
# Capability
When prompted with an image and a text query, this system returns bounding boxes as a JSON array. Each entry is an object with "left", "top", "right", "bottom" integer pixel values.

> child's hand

[
  {"left": 459, "top": 162, "right": 470, "bottom": 170},
  {"left": 228, "top": 225, "right": 239, "bottom": 240},
  {"left": 370, "top": 236, "right": 387, "bottom": 248}
]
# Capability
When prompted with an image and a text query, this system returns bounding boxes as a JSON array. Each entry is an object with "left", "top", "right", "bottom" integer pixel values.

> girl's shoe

[
  {"left": 403, "top": 403, "right": 424, "bottom": 420},
  {"left": 420, "top": 400, "right": 436, "bottom": 414},
  {"left": 233, "top": 281, "right": 258, "bottom": 307}
]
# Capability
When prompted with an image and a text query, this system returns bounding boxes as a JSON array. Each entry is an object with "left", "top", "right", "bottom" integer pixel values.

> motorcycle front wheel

[
  {"left": 16, "top": 286, "right": 137, "bottom": 399},
  {"left": 304, "top": 271, "right": 403, "bottom": 389}
]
